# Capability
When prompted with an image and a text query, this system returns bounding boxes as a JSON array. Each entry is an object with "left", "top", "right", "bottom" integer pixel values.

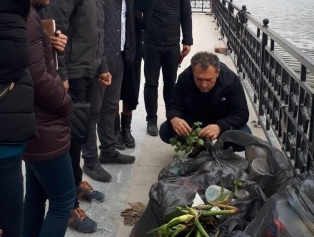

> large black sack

[
  {"left": 244, "top": 169, "right": 314, "bottom": 237},
  {"left": 159, "top": 131, "right": 294, "bottom": 197},
  {"left": 129, "top": 175, "right": 266, "bottom": 237},
  {"left": 128, "top": 199, "right": 163, "bottom": 237}
]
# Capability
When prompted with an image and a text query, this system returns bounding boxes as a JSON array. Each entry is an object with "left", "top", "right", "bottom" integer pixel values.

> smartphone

[{"left": 41, "top": 19, "right": 58, "bottom": 70}]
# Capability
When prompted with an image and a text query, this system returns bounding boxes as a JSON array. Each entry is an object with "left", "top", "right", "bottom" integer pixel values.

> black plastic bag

[
  {"left": 244, "top": 171, "right": 314, "bottom": 237},
  {"left": 128, "top": 199, "right": 163, "bottom": 237},
  {"left": 158, "top": 141, "right": 249, "bottom": 181}
]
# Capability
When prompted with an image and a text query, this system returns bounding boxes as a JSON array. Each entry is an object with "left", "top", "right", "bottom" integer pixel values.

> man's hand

[
  {"left": 182, "top": 45, "right": 191, "bottom": 56},
  {"left": 98, "top": 72, "right": 112, "bottom": 86},
  {"left": 170, "top": 117, "right": 192, "bottom": 136},
  {"left": 50, "top": 30, "right": 68, "bottom": 52},
  {"left": 63, "top": 80, "right": 69, "bottom": 92},
  {"left": 199, "top": 124, "right": 221, "bottom": 140}
]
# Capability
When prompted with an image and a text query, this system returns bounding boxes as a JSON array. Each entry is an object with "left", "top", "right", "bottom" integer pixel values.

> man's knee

[
  {"left": 238, "top": 124, "right": 252, "bottom": 135},
  {"left": 159, "top": 121, "right": 173, "bottom": 144}
]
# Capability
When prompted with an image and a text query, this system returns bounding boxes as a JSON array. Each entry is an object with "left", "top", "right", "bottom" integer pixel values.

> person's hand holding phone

[{"left": 50, "top": 30, "right": 68, "bottom": 52}]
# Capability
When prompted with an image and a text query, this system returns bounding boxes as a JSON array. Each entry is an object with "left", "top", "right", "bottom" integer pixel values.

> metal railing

[
  {"left": 190, "top": 0, "right": 210, "bottom": 13},
  {"left": 212, "top": 0, "right": 314, "bottom": 172}
]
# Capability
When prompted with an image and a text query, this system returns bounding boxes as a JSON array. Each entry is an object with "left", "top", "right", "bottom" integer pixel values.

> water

[{"left": 232, "top": 0, "right": 314, "bottom": 55}]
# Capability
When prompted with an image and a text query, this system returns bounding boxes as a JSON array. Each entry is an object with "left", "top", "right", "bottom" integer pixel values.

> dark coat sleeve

[
  {"left": 216, "top": 76, "right": 249, "bottom": 133},
  {"left": 42, "top": 0, "right": 75, "bottom": 81},
  {"left": 166, "top": 73, "right": 187, "bottom": 121},
  {"left": 26, "top": 9, "right": 71, "bottom": 117},
  {"left": 97, "top": 54, "right": 109, "bottom": 75},
  {"left": 134, "top": 0, "right": 154, "bottom": 31},
  {"left": 180, "top": 0, "right": 193, "bottom": 45}
]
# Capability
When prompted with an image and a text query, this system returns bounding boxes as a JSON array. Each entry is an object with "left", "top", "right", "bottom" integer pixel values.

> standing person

[
  {"left": 42, "top": 0, "right": 111, "bottom": 232},
  {"left": 0, "top": 1, "right": 38, "bottom": 236},
  {"left": 22, "top": 0, "right": 76, "bottom": 236},
  {"left": 115, "top": 0, "right": 154, "bottom": 149},
  {"left": 143, "top": 0, "right": 193, "bottom": 137},
  {"left": 81, "top": 0, "right": 136, "bottom": 176}
]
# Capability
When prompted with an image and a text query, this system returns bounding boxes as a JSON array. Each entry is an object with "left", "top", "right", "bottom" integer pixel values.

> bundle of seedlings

[
  {"left": 169, "top": 122, "right": 206, "bottom": 154},
  {"left": 147, "top": 200, "right": 238, "bottom": 237}
]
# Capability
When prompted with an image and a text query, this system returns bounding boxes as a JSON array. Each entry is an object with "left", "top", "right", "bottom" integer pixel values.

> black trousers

[
  {"left": 143, "top": 43, "right": 180, "bottom": 122},
  {"left": 68, "top": 78, "right": 94, "bottom": 208}
]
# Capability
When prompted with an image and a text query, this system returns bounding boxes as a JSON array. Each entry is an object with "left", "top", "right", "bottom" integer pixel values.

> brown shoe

[
  {"left": 77, "top": 181, "right": 105, "bottom": 202},
  {"left": 68, "top": 207, "right": 97, "bottom": 233}
]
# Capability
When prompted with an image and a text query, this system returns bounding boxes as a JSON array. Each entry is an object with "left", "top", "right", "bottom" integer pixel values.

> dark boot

[
  {"left": 114, "top": 115, "right": 125, "bottom": 150},
  {"left": 121, "top": 113, "right": 135, "bottom": 148},
  {"left": 147, "top": 120, "right": 158, "bottom": 136}
]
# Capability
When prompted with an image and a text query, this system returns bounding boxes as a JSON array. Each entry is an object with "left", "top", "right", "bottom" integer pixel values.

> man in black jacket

[
  {"left": 82, "top": 0, "right": 137, "bottom": 169},
  {"left": 159, "top": 52, "right": 252, "bottom": 156},
  {"left": 144, "top": 0, "right": 193, "bottom": 136},
  {"left": 42, "top": 0, "right": 111, "bottom": 232}
]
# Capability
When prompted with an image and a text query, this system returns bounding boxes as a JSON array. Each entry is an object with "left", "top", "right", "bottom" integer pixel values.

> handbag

[{"left": 69, "top": 91, "right": 92, "bottom": 144}]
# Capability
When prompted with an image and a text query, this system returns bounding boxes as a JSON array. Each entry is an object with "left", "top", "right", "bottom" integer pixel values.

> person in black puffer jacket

[
  {"left": 143, "top": 0, "right": 193, "bottom": 137},
  {"left": 0, "top": 1, "right": 38, "bottom": 236}
]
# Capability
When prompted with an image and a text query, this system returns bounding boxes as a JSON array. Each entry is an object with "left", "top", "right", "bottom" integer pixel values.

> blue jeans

[
  {"left": 159, "top": 120, "right": 252, "bottom": 152},
  {"left": 0, "top": 154, "right": 23, "bottom": 237},
  {"left": 22, "top": 153, "right": 76, "bottom": 237}
]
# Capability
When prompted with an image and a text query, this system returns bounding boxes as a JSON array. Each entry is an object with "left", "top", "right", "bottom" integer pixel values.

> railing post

[
  {"left": 258, "top": 19, "right": 269, "bottom": 116},
  {"left": 227, "top": 0, "right": 234, "bottom": 52},
  {"left": 237, "top": 5, "right": 247, "bottom": 73}
]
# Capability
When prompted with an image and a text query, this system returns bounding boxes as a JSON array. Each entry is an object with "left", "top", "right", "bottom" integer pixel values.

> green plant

[
  {"left": 147, "top": 202, "right": 238, "bottom": 237},
  {"left": 169, "top": 121, "right": 206, "bottom": 154}
]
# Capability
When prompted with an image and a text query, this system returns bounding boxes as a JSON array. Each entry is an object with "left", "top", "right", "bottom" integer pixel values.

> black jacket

[
  {"left": 0, "top": 0, "right": 38, "bottom": 144},
  {"left": 103, "top": 0, "right": 136, "bottom": 71},
  {"left": 144, "top": 0, "right": 193, "bottom": 46},
  {"left": 42, "top": 0, "right": 108, "bottom": 80},
  {"left": 167, "top": 64, "right": 249, "bottom": 133}
]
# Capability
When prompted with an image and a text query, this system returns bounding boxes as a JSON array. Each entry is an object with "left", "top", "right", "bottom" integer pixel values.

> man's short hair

[{"left": 191, "top": 52, "right": 221, "bottom": 71}]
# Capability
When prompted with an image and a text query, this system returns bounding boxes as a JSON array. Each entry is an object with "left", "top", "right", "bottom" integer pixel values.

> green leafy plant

[
  {"left": 169, "top": 122, "right": 206, "bottom": 154},
  {"left": 147, "top": 202, "right": 238, "bottom": 237}
]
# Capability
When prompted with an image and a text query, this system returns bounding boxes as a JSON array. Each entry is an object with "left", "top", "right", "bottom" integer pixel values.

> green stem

[
  {"left": 196, "top": 230, "right": 202, "bottom": 237},
  {"left": 195, "top": 217, "right": 210, "bottom": 237},
  {"left": 194, "top": 204, "right": 213, "bottom": 210},
  {"left": 184, "top": 227, "right": 195, "bottom": 237},
  {"left": 202, "top": 209, "right": 238, "bottom": 217}
]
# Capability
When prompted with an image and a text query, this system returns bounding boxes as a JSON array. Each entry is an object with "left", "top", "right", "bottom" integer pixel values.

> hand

[
  {"left": 182, "top": 45, "right": 191, "bottom": 56},
  {"left": 199, "top": 124, "right": 221, "bottom": 140},
  {"left": 98, "top": 72, "right": 112, "bottom": 86},
  {"left": 50, "top": 30, "right": 68, "bottom": 52},
  {"left": 170, "top": 117, "right": 192, "bottom": 137},
  {"left": 63, "top": 80, "right": 69, "bottom": 92}
]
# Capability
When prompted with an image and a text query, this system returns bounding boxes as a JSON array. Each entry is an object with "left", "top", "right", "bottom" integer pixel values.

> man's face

[{"left": 193, "top": 64, "right": 220, "bottom": 93}]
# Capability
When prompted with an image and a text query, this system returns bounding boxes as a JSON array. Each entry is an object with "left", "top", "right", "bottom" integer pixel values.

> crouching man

[{"left": 159, "top": 52, "right": 252, "bottom": 157}]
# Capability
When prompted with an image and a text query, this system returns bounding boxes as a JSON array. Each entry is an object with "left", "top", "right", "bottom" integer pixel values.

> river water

[{"left": 228, "top": 0, "right": 314, "bottom": 56}]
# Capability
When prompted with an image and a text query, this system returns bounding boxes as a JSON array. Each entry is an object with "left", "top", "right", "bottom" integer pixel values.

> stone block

[{"left": 214, "top": 44, "right": 227, "bottom": 54}]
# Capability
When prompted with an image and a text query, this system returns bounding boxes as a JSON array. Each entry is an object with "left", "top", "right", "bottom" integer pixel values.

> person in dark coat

[
  {"left": 42, "top": 0, "right": 110, "bottom": 232},
  {"left": 81, "top": 0, "right": 137, "bottom": 178},
  {"left": 115, "top": 0, "right": 154, "bottom": 150},
  {"left": 0, "top": 1, "right": 38, "bottom": 236},
  {"left": 159, "top": 52, "right": 252, "bottom": 157},
  {"left": 144, "top": 0, "right": 193, "bottom": 137},
  {"left": 22, "top": 1, "right": 76, "bottom": 236}
]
